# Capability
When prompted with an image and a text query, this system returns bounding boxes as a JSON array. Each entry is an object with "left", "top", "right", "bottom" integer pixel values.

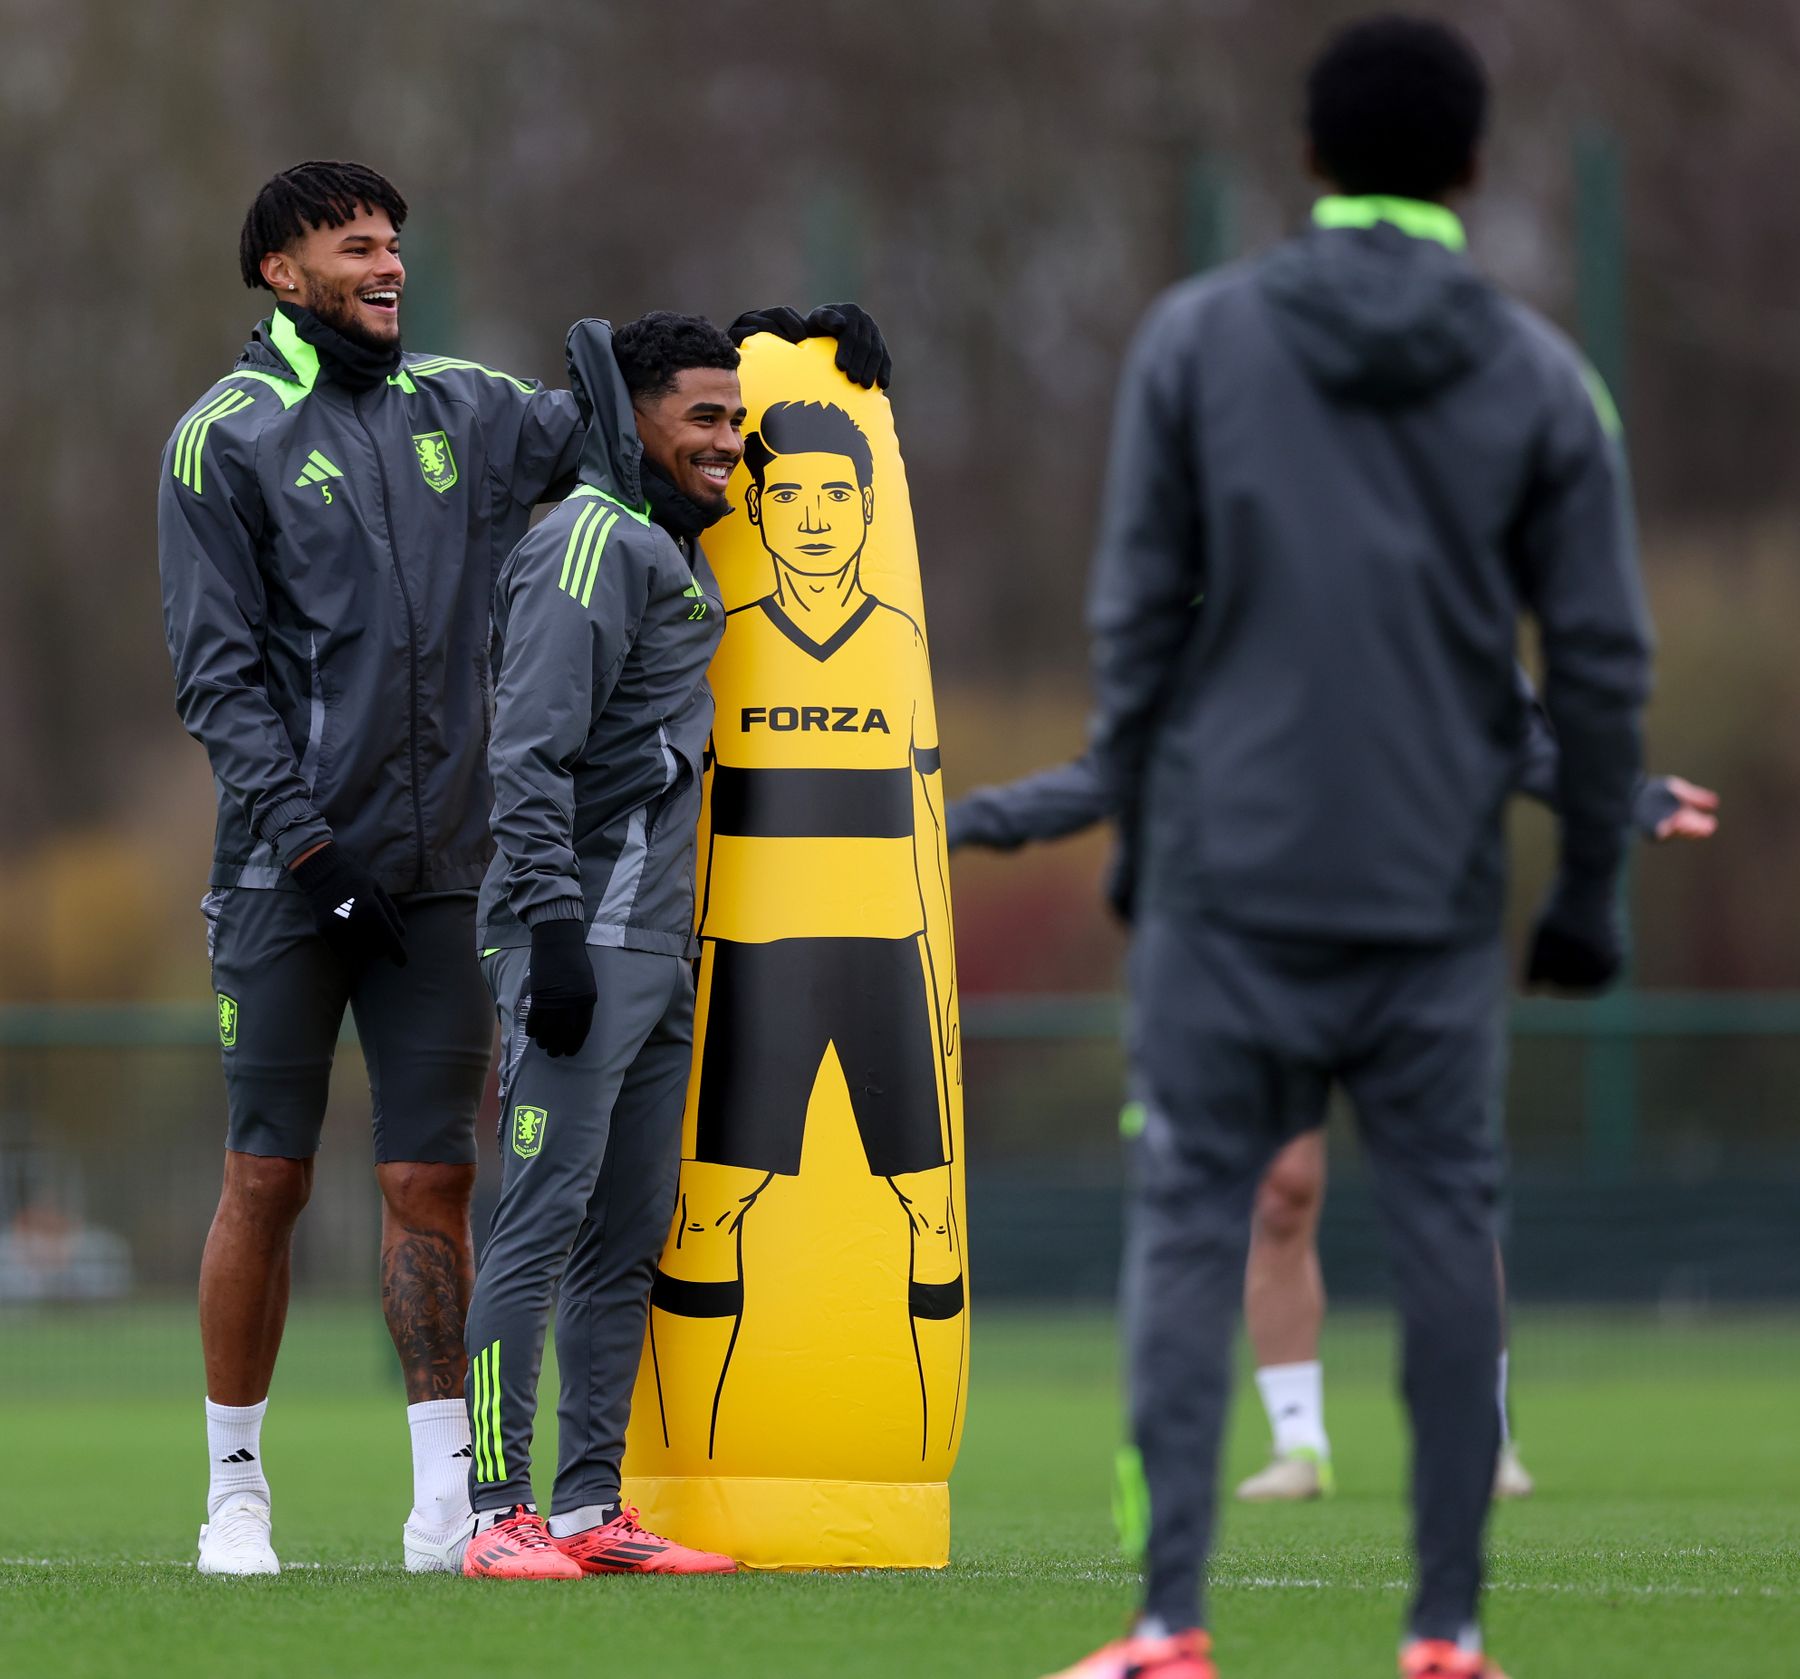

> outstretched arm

[{"left": 946, "top": 751, "right": 1115, "bottom": 852}]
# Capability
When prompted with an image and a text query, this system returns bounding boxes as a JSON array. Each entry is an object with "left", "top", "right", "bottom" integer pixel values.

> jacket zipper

[{"left": 353, "top": 388, "right": 427, "bottom": 890}]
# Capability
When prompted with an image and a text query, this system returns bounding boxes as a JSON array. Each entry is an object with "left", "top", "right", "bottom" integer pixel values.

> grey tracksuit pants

[
  {"left": 464, "top": 944, "right": 692, "bottom": 1516},
  {"left": 1124, "top": 913, "right": 1504, "bottom": 1643}
]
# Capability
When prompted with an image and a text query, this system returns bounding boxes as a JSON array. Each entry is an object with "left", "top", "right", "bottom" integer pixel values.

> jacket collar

[
  {"left": 235, "top": 307, "right": 322, "bottom": 399},
  {"left": 239, "top": 306, "right": 408, "bottom": 399},
  {"left": 1312, "top": 195, "right": 1466, "bottom": 252},
  {"left": 641, "top": 458, "right": 728, "bottom": 541}
]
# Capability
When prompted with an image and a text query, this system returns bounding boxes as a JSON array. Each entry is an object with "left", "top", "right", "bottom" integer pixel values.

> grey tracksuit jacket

[
  {"left": 462, "top": 321, "right": 724, "bottom": 1517},
  {"left": 1086, "top": 216, "right": 1654, "bottom": 942},
  {"left": 476, "top": 320, "right": 725, "bottom": 954},
  {"left": 158, "top": 307, "right": 582, "bottom": 892}
]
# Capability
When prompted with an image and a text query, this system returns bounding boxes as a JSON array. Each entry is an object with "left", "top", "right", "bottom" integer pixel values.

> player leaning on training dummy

[
  {"left": 160, "top": 160, "right": 887, "bottom": 1577},
  {"left": 948, "top": 678, "right": 1717, "bottom": 1506},
  {"left": 458, "top": 308, "right": 890, "bottom": 1580},
  {"left": 1039, "top": 17, "right": 1653, "bottom": 1679},
  {"left": 159, "top": 160, "right": 587, "bottom": 1578}
]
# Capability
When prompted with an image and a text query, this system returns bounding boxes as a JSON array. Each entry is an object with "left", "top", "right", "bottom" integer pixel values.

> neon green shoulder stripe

[
  {"left": 568, "top": 483, "right": 652, "bottom": 525},
  {"left": 172, "top": 386, "right": 258, "bottom": 495},
  {"left": 224, "top": 369, "right": 309, "bottom": 410},
  {"left": 405, "top": 355, "right": 535, "bottom": 394},
  {"left": 557, "top": 504, "right": 602, "bottom": 594}
]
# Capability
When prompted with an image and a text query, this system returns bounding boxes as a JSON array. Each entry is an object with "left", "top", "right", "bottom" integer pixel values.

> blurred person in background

[
  {"left": 1039, "top": 16, "right": 1652, "bottom": 1679},
  {"left": 948, "top": 690, "right": 1715, "bottom": 1506}
]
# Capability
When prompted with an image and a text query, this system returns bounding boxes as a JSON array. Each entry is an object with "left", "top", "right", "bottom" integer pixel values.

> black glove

[
  {"left": 524, "top": 919, "right": 596, "bottom": 1058},
  {"left": 291, "top": 843, "right": 407, "bottom": 970},
  {"left": 1632, "top": 775, "right": 1681, "bottom": 839},
  {"left": 727, "top": 302, "right": 892, "bottom": 390},
  {"left": 1524, "top": 873, "right": 1622, "bottom": 994},
  {"left": 727, "top": 305, "right": 808, "bottom": 347}
]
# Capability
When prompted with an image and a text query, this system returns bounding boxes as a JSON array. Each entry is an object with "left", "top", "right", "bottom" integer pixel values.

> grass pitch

[{"left": 2, "top": 1307, "right": 1794, "bottom": 1678}]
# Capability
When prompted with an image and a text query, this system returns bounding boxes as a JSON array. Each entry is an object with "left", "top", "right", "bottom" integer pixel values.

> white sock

[
  {"left": 474, "top": 1502, "right": 533, "bottom": 1533},
  {"left": 407, "top": 1399, "right": 474, "bottom": 1530},
  {"left": 205, "top": 1397, "right": 271, "bottom": 1518},
  {"left": 547, "top": 1501, "right": 617, "bottom": 1538},
  {"left": 1256, "top": 1360, "right": 1329, "bottom": 1459},
  {"left": 1496, "top": 1349, "right": 1512, "bottom": 1450}
]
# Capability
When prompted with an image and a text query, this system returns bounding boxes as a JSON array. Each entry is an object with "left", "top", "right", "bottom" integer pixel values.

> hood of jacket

[
  {"left": 1258, "top": 198, "right": 1502, "bottom": 406},
  {"left": 564, "top": 317, "right": 646, "bottom": 509}
]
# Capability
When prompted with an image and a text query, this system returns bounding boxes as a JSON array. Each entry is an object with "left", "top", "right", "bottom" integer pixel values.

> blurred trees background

[{"left": 4, "top": 0, "right": 1798, "bottom": 1000}]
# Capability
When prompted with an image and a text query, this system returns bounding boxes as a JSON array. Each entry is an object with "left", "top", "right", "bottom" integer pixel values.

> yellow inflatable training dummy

[{"left": 621, "top": 334, "right": 968, "bottom": 1568}]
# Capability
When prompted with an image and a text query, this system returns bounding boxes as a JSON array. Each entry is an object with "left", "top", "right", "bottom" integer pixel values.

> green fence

[{"left": 1, "top": 996, "right": 1797, "bottom": 1308}]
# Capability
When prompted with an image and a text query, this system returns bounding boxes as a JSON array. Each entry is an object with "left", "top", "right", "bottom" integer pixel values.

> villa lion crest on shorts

[
  {"left": 511, "top": 1104, "right": 548, "bottom": 1159},
  {"left": 216, "top": 992, "right": 238, "bottom": 1049}
]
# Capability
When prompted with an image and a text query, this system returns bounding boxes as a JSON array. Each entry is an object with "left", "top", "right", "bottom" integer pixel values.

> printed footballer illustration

[{"left": 622, "top": 337, "right": 968, "bottom": 1569}]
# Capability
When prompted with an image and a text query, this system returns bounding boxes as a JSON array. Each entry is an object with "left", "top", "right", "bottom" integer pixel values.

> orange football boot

[
  {"left": 1400, "top": 1639, "right": 1510, "bottom": 1679},
  {"left": 1040, "top": 1627, "right": 1217, "bottom": 1679},
  {"left": 549, "top": 1503, "right": 736, "bottom": 1575},
  {"left": 461, "top": 1505, "right": 583, "bottom": 1579}
]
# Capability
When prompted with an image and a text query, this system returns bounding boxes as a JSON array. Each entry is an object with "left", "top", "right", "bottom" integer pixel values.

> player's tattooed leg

[{"left": 377, "top": 1162, "right": 476, "bottom": 1402}]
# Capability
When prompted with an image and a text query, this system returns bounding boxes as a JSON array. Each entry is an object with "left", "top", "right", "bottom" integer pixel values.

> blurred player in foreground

[
  {"left": 949, "top": 704, "right": 1716, "bottom": 1505},
  {"left": 1039, "top": 17, "right": 1653, "bottom": 1679}
]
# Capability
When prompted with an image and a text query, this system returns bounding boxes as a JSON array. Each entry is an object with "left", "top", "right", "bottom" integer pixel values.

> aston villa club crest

[
  {"left": 512, "top": 1104, "right": 548, "bottom": 1159},
  {"left": 412, "top": 430, "right": 458, "bottom": 493}
]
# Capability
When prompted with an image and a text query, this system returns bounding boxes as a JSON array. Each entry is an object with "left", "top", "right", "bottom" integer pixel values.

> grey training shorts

[{"left": 203, "top": 886, "right": 493, "bottom": 1163}]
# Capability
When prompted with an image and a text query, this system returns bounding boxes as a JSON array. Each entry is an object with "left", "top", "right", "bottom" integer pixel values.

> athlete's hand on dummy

[
  {"left": 727, "top": 302, "right": 892, "bottom": 390},
  {"left": 290, "top": 842, "right": 408, "bottom": 970},
  {"left": 1634, "top": 775, "right": 1720, "bottom": 842},
  {"left": 1523, "top": 873, "right": 1621, "bottom": 995},
  {"left": 525, "top": 919, "right": 596, "bottom": 1057}
]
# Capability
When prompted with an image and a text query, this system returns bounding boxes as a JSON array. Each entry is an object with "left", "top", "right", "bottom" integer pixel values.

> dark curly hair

[
  {"left": 1306, "top": 15, "right": 1487, "bottom": 201},
  {"left": 238, "top": 160, "right": 408, "bottom": 291},
  {"left": 743, "top": 401, "right": 873, "bottom": 491},
  {"left": 612, "top": 311, "right": 740, "bottom": 401}
]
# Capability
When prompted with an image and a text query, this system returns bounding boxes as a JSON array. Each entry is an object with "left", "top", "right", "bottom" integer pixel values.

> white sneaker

[
  {"left": 403, "top": 1508, "right": 473, "bottom": 1573},
  {"left": 197, "top": 1492, "right": 280, "bottom": 1575},
  {"left": 1494, "top": 1444, "right": 1536, "bottom": 1500},
  {"left": 1235, "top": 1448, "right": 1333, "bottom": 1502}
]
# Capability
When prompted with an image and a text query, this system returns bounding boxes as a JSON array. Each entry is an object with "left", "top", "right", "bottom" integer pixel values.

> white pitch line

[
  {"left": 0, "top": 1559, "right": 1789, "bottom": 1601},
  {"left": 0, "top": 1559, "right": 335, "bottom": 1571}
]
